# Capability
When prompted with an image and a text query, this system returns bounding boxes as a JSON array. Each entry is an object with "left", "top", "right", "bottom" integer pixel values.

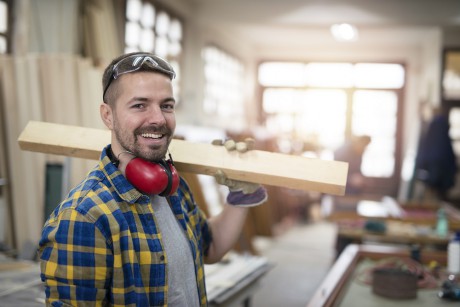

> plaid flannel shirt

[{"left": 38, "top": 145, "right": 213, "bottom": 306}]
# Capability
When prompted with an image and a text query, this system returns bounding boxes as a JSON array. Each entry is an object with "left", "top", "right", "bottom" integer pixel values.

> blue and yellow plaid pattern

[{"left": 38, "top": 145, "right": 212, "bottom": 306}]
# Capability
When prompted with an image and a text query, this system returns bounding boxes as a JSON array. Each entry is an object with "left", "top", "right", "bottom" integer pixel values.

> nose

[{"left": 146, "top": 105, "right": 167, "bottom": 126}]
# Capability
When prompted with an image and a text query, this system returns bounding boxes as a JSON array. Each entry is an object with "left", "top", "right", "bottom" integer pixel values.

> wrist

[{"left": 227, "top": 186, "right": 268, "bottom": 207}]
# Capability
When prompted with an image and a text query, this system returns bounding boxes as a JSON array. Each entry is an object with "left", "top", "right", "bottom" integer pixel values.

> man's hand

[{"left": 212, "top": 138, "right": 268, "bottom": 207}]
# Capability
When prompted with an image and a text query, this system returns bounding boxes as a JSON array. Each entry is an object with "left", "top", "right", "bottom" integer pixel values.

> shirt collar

[{"left": 100, "top": 145, "right": 148, "bottom": 204}]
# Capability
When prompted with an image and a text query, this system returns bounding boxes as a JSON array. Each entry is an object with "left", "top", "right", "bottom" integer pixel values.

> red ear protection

[{"left": 125, "top": 158, "right": 179, "bottom": 196}]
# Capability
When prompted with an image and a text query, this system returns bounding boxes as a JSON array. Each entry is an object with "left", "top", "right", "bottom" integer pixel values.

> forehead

[
  {"left": 113, "top": 72, "right": 174, "bottom": 102},
  {"left": 117, "top": 71, "right": 173, "bottom": 90}
]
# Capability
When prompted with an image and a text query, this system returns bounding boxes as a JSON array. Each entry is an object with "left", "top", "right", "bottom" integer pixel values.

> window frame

[
  {"left": 257, "top": 60, "right": 406, "bottom": 197},
  {"left": 120, "top": 0, "right": 185, "bottom": 102},
  {"left": 202, "top": 43, "right": 246, "bottom": 128},
  {"left": 441, "top": 48, "right": 460, "bottom": 105},
  {"left": 0, "top": 0, "right": 12, "bottom": 54},
  {"left": 441, "top": 48, "right": 460, "bottom": 204}
]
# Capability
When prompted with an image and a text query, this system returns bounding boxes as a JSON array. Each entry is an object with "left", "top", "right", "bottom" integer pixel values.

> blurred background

[{"left": 1, "top": 1, "right": 460, "bottom": 305}]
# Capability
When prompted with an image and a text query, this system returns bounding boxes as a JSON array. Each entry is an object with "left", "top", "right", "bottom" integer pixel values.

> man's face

[{"left": 101, "top": 71, "right": 176, "bottom": 162}]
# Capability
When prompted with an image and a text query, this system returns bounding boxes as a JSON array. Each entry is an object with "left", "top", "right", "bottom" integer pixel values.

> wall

[
  {"left": 12, "top": 0, "right": 80, "bottom": 55},
  {"left": 4, "top": 0, "right": 456, "bottom": 253},
  {"left": 160, "top": 0, "right": 257, "bottom": 131},
  {"left": 443, "top": 28, "right": 460, "bottom": 47},
  {"left": 164, "top": 0, "right": 445, "bottom": 144},
  {"left": 4, "top": 0, "right": 113, "bottom": 253},
  {"left": 168, "top": 0, "right": 445, "bottom": 201}
]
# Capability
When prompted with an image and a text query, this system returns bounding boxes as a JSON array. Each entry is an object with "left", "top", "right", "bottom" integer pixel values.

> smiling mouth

[{"left": 141, "top": 133, "right": 164, "bottom": 139}]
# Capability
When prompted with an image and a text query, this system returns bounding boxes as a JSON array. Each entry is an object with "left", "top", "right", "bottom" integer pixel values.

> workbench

[{"left": 308, "top": 244, "right": 452, "bottom": 307}]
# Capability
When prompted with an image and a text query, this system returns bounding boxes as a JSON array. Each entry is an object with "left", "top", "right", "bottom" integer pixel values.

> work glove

[{"left": 212, "top": 138, "right": 268, "bottom": 207}]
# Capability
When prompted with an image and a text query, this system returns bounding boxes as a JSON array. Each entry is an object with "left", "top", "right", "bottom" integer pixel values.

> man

[
  {"left": 38, "top": 52, "right": 267, "bottom": 306},
  {"left": 334, "top": 135, "right": 371, "bottom": 195},
  {"left": 415, "top": 106, "right": 457, "bottom": 200}
]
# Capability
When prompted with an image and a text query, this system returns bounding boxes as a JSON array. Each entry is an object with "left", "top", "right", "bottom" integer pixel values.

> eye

[
  {"left": 131, "top": 103, "right": 145, "bottom": 109},
  {"left": 162, "top": 102, "right": 175, "bottom": 112}
]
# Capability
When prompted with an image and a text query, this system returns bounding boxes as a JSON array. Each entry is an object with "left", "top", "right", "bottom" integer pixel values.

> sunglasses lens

[
  {"left": 103, "top": 54, "right": 176, "bottom": 102},
  {"left": 113, "top": 55, "right": 175, "bottom": 80}
]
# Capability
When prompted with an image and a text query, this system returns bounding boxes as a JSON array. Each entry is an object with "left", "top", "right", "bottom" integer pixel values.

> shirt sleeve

[
  {"left": 197, "top": 206, "right": 213, "bottom": 256},
  {"left": 38, "top": 207, "right": 112, "bottom": 305}
]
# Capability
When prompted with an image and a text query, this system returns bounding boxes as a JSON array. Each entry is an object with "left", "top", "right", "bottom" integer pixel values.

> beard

[{"left": 113, "top": 120, "right": 173, "bottom": 162}]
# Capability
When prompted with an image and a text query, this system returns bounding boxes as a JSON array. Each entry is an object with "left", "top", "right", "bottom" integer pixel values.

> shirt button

[{"left": 160, "top": 255, "right": 165, "bottom": 261}]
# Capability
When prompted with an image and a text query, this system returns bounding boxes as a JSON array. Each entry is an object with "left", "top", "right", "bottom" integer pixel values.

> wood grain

[{"left": 18, "top": 121, "right": 348, "bottom": 195}]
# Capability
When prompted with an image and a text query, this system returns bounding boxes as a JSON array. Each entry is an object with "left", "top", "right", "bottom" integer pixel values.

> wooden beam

[{"left": 17, "top": 121, "right": 348, "bottom": 195}]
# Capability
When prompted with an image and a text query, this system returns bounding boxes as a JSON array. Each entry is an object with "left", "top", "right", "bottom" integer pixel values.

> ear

[{"left": 100, "top": 103, "right": 114, "bottom": 129}]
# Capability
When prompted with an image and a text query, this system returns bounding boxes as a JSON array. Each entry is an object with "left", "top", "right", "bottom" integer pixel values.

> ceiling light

[{"left": 330, "top": 23, "right": 358, "bottom": 42}]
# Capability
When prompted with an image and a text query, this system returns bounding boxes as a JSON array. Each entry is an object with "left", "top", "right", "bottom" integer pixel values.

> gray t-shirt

[{"left": 151, "top": 196, "right": 200, "bottom": 307}]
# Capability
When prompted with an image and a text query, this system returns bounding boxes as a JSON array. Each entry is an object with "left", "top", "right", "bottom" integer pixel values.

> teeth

[{"left": 141, "top": 133, "right": 162, "bottom": 139}]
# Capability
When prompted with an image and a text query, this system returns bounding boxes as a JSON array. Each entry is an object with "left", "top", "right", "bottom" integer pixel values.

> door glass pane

[
  {"left": 125, "top": 21, "right": 141, "bottom": 47},
  {"left": 0, "top": 37, "right": 5, "bottom": 53},
  {"left": 449, "top": 107, "right": 460, "bottom": 156},
  {"left": 258, "top": 62, "right": 307, "bottom": 87},
  {"left": 299, "top": 89, "right": 347, "bottom": 148},
  {"left": 126, "top": 0, "right": 142, "bottom": 21},
  {"left": 124, "top": 1, "right": 182, "bottom": 99},
  {"left": 156, "top": 12, "right": 170, "bottom": 36},
  {"left": 155, "top": 36, "right": 168, "bottom": 58},
  {"left": 258, "top": 60, "right": 404, "bottom": 193},
  {"left": 0, "top": 1, "right": 7, "bottom": 33},
  {"left": 353, "top": 90, "right": 398, "bottom": 177},
  {"left": 443, "top": 52, "right": 460, "bottom": 100},
  {"left": 140, "top": 29, "right": 154, "bottom": 52},
  {"left": 305, "top": 63, "right": 354, "bottom": 88},
  {"left": 263, "top": 89, "right": 300, "bottom": 113},
  {"left": 202, "top": 46, "right": 245, "bottom": 129},
  {"left": 169, "top": 19, "right": 182, "bottom": 41},
  {"left": 140, "top": 3, "right": 155, "bottom": 28},
  {"left": 263, "top": 89, "right": 346, "bottom": 149},
  {"left": 354, "top": 63, "right": 405, "bottom": 89}
]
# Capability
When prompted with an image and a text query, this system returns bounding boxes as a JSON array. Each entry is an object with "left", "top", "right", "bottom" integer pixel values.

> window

[
  {"left": 442, "top": 49, "right": 460, "bottom": 102},
  {"left": 263, "top": 88, "right": 347, "bottom": 149},
  {"left": 202, "top": 45, "right": 245, "bottom": 128},
  {"left": 259, "top": 61, "right": 405, "bottom": 195},
  {"left": 305, "top": 63, "right": 354, "bottom": 88},
  {"left": 354, "top": 63, "right": 405, "bottom": 89},
  {"left": 450, "top": 107, "right": 460, "bottom": 156},
  {"left": 0, "top": 0, "right": 9, "bottom": 54},
  {"left": 353, "top": 90, "right": 398, "bottom": 177},
  {"left": 124, "top": 0, "right": 183, "bottom": 99}
]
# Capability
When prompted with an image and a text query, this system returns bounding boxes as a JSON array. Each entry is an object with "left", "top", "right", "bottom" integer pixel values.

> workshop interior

[{"left": 1, "top": 0, "right": 460, "bottom": 306}]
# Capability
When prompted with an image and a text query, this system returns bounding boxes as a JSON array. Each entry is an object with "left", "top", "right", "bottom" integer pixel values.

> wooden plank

[{"left": 17, "top": 121, "right": 348, "bottom": 195}]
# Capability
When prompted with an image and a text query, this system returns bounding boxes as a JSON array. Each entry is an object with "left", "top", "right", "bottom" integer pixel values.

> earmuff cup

[
  {"left": 157, "top": 159, "right": 180, "bottom": 196},
  {"left": 125, "top": 157, "right": 179, "bottom": 196}
]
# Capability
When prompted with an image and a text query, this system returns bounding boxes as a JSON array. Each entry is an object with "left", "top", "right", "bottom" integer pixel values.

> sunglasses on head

[{"left": 103, "top": 53, "right": 176, "bottom": 102}]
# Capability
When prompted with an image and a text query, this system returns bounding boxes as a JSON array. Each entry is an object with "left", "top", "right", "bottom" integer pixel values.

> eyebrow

[
  {"left": 127, "top": 96, "right": 176, "bottom": 104},
  {"left": 162, "top": 97, "right": 176, "bottom": 104}
]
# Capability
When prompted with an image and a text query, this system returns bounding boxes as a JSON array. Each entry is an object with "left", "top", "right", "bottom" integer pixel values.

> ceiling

[
  {"left": 189, "top": 0, "right": 460, "bottom": 49},
  {"left": 191, "top": 0, "right": 460, "bottom": 27}
]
